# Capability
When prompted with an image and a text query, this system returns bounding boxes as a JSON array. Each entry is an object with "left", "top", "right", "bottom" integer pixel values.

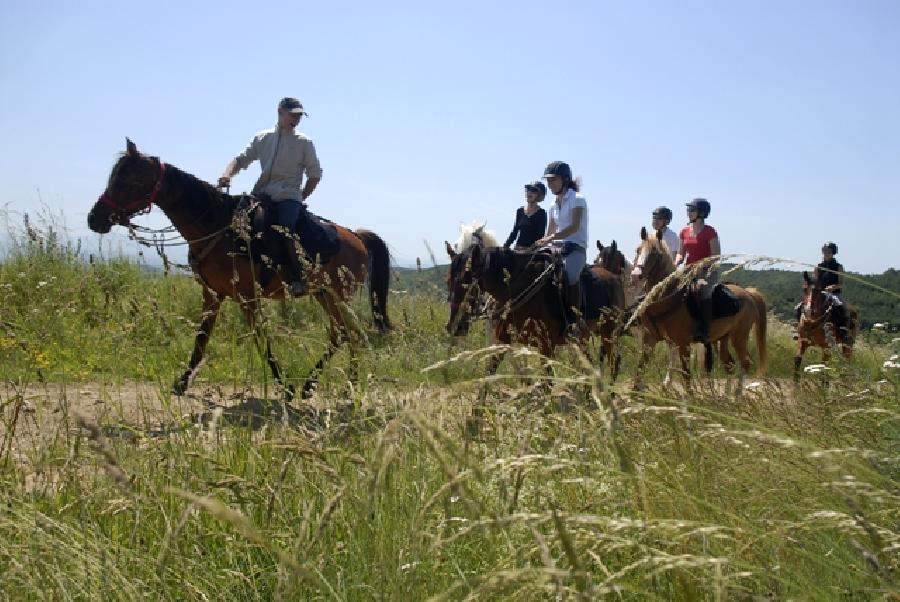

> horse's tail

[
  {"left": 355, "top": 229, "right": 392, "bottom": 332},
  {"left": 747, "top": 287, "right": 768, "bottom": 376}
]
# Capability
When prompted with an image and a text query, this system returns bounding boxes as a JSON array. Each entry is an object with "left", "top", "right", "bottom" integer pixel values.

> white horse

[{"left": 453, "top": 221, "right": 499, "bottom": 253}]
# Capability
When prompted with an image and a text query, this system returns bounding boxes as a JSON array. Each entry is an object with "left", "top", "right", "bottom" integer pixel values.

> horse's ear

[
  {"left": 656, "top": 229, "right": 663, "bottom": 242},
  {"left": 444, "top": 241, "right": 456, "bottom": 259},
  {"left": 640, "top": 226, "right": 648, "bottom": 241},
  {"left": 611, "top": 240, "right": 617, "bottom": 253},
  {"left": 596, "top": 240, "right": 604, "bottom": 251},
  {"left": 803, "top": 271, "right": 812, "bottom": 284},
  {"left": 470, "top": 244, "right": 482, "bottom": 263},
  {"left": 126, "top": 138, "right": 137, "bottom": 156}
]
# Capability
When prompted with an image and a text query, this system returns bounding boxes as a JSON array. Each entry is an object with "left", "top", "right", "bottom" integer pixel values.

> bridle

[{"left": 99, "top": 160, "right": 167, "bottom": 219}]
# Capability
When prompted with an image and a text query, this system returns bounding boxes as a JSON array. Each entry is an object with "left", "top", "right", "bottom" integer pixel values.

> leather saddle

[{"left": 225, "top": 194, "right": 341, "bottom": 287}]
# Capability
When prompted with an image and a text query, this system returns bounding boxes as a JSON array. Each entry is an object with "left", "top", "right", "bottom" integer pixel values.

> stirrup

[{"left": 289, "top": 281, "right": 306, "bottom": 297}]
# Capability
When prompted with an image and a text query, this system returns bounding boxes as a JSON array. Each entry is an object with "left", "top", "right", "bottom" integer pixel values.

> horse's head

[
  {"left": 88, "top": 138, "right": 165, "bottom": 234},
  {"left": 801, "top": 270, "right": 830, "bottom": 318},
  {"left": 454, "top": 221, "right": 499, "bottom": 253},
  {"left": 595, "top": 239, "right": 626, "bottom": 275},
  {"left": 633, "top": 226, "right": 674, "bottom": 289},
  {"left": 445, "top": 242, "right": 486, "bottom": 336}
]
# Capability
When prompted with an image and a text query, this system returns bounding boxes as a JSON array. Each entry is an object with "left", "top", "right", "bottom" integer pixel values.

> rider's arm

[
  {"left": 709, "top": 236, "right": 721, "bottom": 258},
  {"left": 219, "top": 135, "right": 260, "bottom": 187},
  {"left": 301, "top": 140, "right": 323, "bottom": 200},
  {"left": 503, "top": 210, "right": 520, "bottom": 248},
  {"left": 537, "top": 215, "right": 558, "bottom": 245},
  {"left": 301, "top": 177, "right": 320, "bottom": 200},
  {"left": 674, "top": 240, "right": 686, "bottom": 267},
  {"left": 219, "top": 159, "right": 239, "bottom": 186}
]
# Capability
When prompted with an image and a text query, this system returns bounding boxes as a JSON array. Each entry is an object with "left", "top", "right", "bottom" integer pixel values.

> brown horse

[
  {"left": 631, "top": 227, "right": 767, "bottom": 386},
  {"left": 591, "top": 241, "right": 629, "bottom": 379},
  {"left": 87, "top": 139, "right": 390, "bottom": 399},
  {"left": 444, "top": 242, "right": 620, "bottom": 377},
  {"left": 794, "top": 271, "right": 858, "bottom": 375}
]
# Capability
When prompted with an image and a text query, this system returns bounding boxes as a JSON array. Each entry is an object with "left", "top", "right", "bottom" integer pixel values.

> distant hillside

[{"left": 393, "top": 264, "right": 900, "bottom": 330}]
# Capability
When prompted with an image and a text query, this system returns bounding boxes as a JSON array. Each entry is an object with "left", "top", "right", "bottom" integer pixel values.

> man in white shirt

[
  {"left": 536, "top": 161, "right": 588, "bottom": 336},
  {"left": 218, "top": 97, "right": 323, "bottom": 296}
]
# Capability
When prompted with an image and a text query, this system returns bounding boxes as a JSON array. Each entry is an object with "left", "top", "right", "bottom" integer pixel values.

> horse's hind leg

[
  {"left": 240, "top": 297, "right": 293, "bottom": 400},
  {"left": 173, "top": 288, "right": 221, "bottom": 396},
  {"left": 301, "top": 292, "right": 350, "bottom": 399}
]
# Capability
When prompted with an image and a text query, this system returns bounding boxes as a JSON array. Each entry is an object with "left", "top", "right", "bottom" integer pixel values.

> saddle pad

[{"left": 686, "top": 283, "right": 742, "bottom": 320}]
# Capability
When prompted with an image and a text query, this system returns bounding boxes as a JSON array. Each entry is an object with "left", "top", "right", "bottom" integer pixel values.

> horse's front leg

[
  {"left": 793, "top": 336, "right": 809, "bottom": 380},
  {"left": 677, "top": 344, "right": 692, "bottom": 388},
  {"left": 173, "top": 288, "right": 221, "bottom": 396},
  {"left": 240, "top": 297, "right": 293, "bottom": 400}
]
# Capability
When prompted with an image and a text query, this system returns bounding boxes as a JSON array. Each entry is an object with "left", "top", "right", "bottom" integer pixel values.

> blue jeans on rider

[
  {"left": 274, "top": 199, "right": 302, "bottom": 231},
  {"left": 554, "top": 242, "right": 586, "bottom": 285},
  {"left": 274, "top": 199, "right": 305, "bottom": 295}
]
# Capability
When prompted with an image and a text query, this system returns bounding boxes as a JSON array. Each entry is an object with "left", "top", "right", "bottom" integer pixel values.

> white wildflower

[{"left": 804, "top": 364, "right": 830, "bottom": 374}]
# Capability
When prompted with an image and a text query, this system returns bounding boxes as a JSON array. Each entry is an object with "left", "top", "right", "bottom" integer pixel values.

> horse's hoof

[
  {"left": 301, "top": 381, "right": 317, "bottom": 399},
  {"left": 172, "top": 379, "right": 188, "bottom": 396},
  {"left": 283, "top": 385, "right": 296, "bottom": 402}
]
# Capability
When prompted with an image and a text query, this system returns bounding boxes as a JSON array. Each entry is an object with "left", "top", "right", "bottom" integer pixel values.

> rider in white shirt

[{"left": 535, "top": 161, "right": 588, "bottom": 336}]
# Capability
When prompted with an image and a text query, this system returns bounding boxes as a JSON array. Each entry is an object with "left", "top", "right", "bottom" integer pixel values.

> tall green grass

[{"left": 1, "top": 215, "right": 898, "bottom": 600}]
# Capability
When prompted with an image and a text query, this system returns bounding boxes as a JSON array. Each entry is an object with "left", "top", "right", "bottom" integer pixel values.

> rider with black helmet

[
  {"left": 503, "top": 181, "right": 548, "bottom": 250},
  {"left": 675, "top": 198, "right": 721, "bottom": 343},
  {"left": 652, "top": 206, "right": 679, "bottom": 260},
  {"left": 535, "top": 161, "right": 589, "bottom": 337},
  {"left": 814, "top": 242, "right": 852, "bottom": 340}
]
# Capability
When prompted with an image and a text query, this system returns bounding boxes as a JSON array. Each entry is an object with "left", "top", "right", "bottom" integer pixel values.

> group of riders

[
  {"left": 501, "top": 168, "right": 724, "bottom": 343},
  {"left": 222, "top": 95, "right": 852, "bottom": 345}
]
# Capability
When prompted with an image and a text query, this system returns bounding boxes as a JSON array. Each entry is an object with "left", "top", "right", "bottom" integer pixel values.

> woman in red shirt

[{"left": 675, "top": 198, "right": 721, "bottom": 343}]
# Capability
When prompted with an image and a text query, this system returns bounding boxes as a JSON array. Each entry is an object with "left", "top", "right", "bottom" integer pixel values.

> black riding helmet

[
  {"left": 652, "top": 206, "right": 673, "bottom": 222},
  {"left": 524, "top": 180, "right": 547, "bottom": 199},
  {"left": 543, "top": 161, "right": 572, "bottom": 182},
  {"left": 686, "top": 198, "right": 711, "bottom": 219},
  {"left": 822, "top": 241, "right": 838, "bottom": 255}
]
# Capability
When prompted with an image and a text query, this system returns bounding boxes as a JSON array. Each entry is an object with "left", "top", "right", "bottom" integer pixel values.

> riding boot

[
  {"left": 694, "top": 297, "right": 713, "bottom": 343},
  {"left": 283, "top": 235, "right": 306, "bottom": 297}
]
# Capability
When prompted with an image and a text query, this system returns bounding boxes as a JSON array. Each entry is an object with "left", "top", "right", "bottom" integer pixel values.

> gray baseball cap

[{"left": 278, "top": 97, "right": 308, "bottom": 115}]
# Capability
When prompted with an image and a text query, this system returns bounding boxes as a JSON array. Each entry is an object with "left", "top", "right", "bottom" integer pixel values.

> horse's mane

[
  {"left": 454, "top": 221, "right": 499, "bottom": 252},
  {"left": 639, "top": 236, "right": 676, "bottom": 272}
]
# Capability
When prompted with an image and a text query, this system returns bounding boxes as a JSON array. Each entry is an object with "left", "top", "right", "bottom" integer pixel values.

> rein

[{"left": 501, "top": 259, "right": 556, "bottom": 317}]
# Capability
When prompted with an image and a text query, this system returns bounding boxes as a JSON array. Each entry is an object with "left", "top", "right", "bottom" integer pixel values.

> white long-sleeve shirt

[{"left": 233, "top": 126, "right": 322, "bottom": 201}]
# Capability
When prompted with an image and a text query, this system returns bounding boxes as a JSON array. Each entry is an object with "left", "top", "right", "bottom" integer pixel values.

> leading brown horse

[
  {"left": 631, "top": 227, "right": 767, "bottom": 387},
  {"left": 87, "top": 139, "right": 390, "bottom": 399}
]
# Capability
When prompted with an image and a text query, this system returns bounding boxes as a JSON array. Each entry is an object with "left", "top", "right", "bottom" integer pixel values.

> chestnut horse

[
  {"left": 794, "top": 271, "right": 858, "bottom": 375},
  {"left": 87, "top": 139, "right": 390, "bottom": 399},
  {"left": 631, "top": 227, "right": 767, "bottom": 386},
  {"left": 444, "top": 241, "right": 620, "bottom": 377}
]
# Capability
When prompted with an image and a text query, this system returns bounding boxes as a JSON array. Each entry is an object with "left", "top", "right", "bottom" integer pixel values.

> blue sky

[{"left": 1, "top": 0, "right": 898, "bottom": 273}]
